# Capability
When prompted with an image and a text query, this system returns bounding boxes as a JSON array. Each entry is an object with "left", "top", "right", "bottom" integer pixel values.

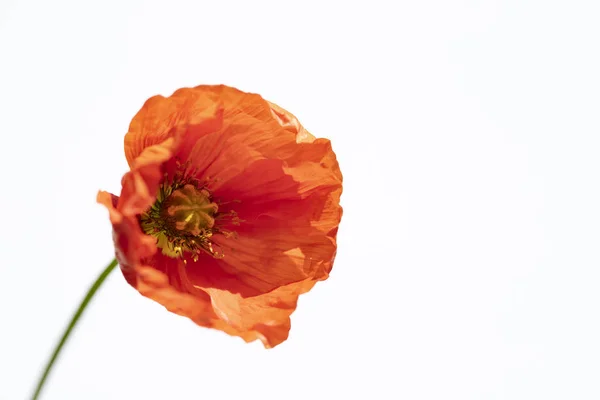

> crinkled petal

[
  {"left": 206, "top": 278, "right": 320, "bottom": 348},
  {"left": 134, "top": 257, "right": 319, "bottom": 348},
  {"left": 126, "top": 85, "right": 269, "bottom": 166},
  {"left": 97, "top": 191, "right": 157, "bottom": 285}
]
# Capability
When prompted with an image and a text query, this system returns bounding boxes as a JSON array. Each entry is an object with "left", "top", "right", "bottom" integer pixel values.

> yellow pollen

[{"left": 140, "top": 179, "right": 221, "bottom": 260}]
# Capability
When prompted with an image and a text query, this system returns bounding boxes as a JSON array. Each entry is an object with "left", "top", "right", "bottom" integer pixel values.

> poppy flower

[{"left": 97, "top": 85, "right": 342, "bottom": 348}]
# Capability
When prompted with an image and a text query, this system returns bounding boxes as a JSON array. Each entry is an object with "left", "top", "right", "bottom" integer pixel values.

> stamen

[{"left": 139, "top": 160, "right": 239, "bottom": 261}]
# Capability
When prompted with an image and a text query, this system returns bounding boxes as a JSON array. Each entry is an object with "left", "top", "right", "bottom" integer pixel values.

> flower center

[
  {"left": 162, "top": 184, "right": 218, "bottom": 236},
  {"left": 140, "top": 180, "right": 220, "bottom": 261}
]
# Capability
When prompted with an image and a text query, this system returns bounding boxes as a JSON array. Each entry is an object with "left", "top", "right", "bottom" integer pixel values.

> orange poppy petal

[
  {"left": 118, "top": 138, "right": 176, "bottom": 217},
  {"left": 160, "top": 155, "right": 340, "bottom": 299},
  {"left": 133, "top": 257, "right": 319, "bottom": 348},
  {"left": 97, "top": 192, "right": 157, "bottom": 285},
  {"left": 175, "top": 228, "right": 335, "bottom": 298},
  {"left": 206, "top": 277, "right": 320, "bottom": 348},
  {"left": 125, "top": 85, "right": 271, "bottom": 166},
  {"left": 133, "top": 263, "right": 295, "bottom": 348}
]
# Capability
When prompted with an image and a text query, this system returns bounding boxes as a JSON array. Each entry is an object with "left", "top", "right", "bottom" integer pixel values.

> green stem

[{"left": 30, "top": 258, "right": 118, "bottom": 400}]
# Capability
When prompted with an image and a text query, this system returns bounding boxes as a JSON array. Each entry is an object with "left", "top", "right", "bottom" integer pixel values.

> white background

[{"left": 1, "top": 1, "right": 599, "bottom": 399}]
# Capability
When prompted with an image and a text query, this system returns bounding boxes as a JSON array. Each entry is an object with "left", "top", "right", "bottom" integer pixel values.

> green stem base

[{"left": 31, "top": 258, "right": 118, "bottom": 400}]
